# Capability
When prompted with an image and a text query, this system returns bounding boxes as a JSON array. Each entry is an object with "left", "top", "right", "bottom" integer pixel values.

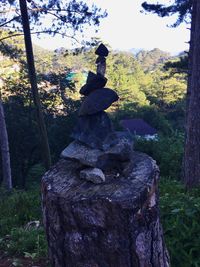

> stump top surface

[{"left": 42, "top": 152, "right": 159, "bottom": 206}]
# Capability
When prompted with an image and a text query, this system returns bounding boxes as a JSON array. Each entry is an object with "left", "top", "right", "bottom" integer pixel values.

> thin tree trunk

[
  {"left": 183, "top": 0, "right": 200, "bottom": 188},
  {"left": 0, "top": 98, "right": 12, "bottom": 190},
  {"left": 19, "top": 0, "right": 51, "bottom": 170}
]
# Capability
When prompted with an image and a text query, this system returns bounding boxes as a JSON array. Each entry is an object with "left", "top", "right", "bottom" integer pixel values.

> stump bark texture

[{"left": 42, "top": 152, "right": 170, "bottom": 267}]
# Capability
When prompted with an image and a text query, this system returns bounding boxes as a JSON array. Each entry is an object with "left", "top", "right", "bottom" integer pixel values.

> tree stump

[{"left": 42, "top": 152, "right": 170, "bottom": 267}]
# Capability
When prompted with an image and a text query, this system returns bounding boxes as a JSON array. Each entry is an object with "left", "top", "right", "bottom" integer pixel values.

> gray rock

[
  {"left": 61, "top": 133, "right": 133, "bottom": 172},
  {"left": 79, "top": 88, "right": 119, "bottom": 116},
  {"left": 60, "top": 141, "right": 103, "bottom": 167},
  {"left": 96, "top": 57, "right": 106, "bottom": 76},
  {"left": 60, "top": 140, "right": 119, "bottom": 171},
  {"left": 105, "top": 137, "right": 133, "bottom": 161},
  {"left": 97, "top": 134, "right": 133, "bottom": 171},
  {"left": 80, "top": 168, "right": 105, "bottom": 184},
  {"left": 71, "top": 111, "right": 115, "bottom": 150},
  {"left": 101, "top": 131, "right": 133, "bottom": 151}
]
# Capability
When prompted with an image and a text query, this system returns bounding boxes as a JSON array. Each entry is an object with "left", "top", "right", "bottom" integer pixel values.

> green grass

[
  {"left": 0, "top": 178, "right": 200, "bottom": 266},
  {"left": 0, "top": 187, "right": 47, "bottom": 259},
  {"left": 0, "top": 188, "right": 42, "bottom": 236},
  {"left": 0, "top": 228, "right": 47, "bottom": 259},
  {"left": 159, "top": 178, "right": 200, "bottom": 267}
]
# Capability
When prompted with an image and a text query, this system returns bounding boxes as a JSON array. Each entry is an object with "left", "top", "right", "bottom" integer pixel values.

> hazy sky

[{"left": 32, "top": 0, "right": 190, "bottom": 54}]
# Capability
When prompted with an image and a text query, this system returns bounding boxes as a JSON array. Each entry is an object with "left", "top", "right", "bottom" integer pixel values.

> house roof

[{"left": 120, "top": 119, "right": 157, "bottom": 136}]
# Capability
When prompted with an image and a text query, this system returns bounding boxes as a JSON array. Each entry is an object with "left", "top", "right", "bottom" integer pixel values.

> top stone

[{"left": 95, "top": 43, "right": 109, "bottom": 57}]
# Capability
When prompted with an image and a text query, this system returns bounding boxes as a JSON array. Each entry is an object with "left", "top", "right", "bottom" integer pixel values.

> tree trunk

[
  {"left": 183, "top": 0, "right": 200, "bottom": 188},
  {"left": 42, "top": 152, "right": 170, "bottom": 267},
  {"left": 0, "top": 98, "right": 12, "bottom": 190},
  {"left": 19, "top": 0, "right": 51, "bottom": 170}
]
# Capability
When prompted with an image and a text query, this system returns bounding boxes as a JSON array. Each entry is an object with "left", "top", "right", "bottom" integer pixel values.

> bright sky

[{"left": 32, "top": 0, "right": 190, "bottom": 55}]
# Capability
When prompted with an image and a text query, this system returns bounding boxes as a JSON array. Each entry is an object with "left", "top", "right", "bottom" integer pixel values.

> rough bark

[
  {"left": 183, "top": 0, "right": 200, "bottom": 188},
  {"left": 0, "top": 99, "right": 12, "bottom": 190},
  {"left": 19, "top": 0, "right": 51, "bottom": 170},
  {"left": 42, "top": 152, "right": 170, "bottom": 267}
]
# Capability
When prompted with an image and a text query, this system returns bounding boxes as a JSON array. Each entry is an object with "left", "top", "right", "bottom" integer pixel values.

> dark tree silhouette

[
  {"left": 1, "top": 0, "right": 107, "bottom": 43},
  {"left": 19, "top": 0, "right": 51, "bottom": 170},
  {"left": 183, "top": 0, "right": 200, "bottom": 188},
  {"left": 142, "top": 0, "right": 200, "bottom": 188},
  {"left": 0, "top": 96, "right": 12, "bottom": 190},
  {"left": 0, "top": 0, "right": 107, "bottom": 171}
]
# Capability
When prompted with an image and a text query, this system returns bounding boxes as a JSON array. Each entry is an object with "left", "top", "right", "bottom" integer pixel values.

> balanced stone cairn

[
  {"left": 61, "top": 44, "right": 133, "bottom": 184},
  {"left": 42, "top": 44, "right": 170, "bottom": 267}
]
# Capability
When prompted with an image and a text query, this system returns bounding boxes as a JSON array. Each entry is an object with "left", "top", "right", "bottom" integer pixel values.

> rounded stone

[
  {"left": 80, "top": 167, "right": 105, "bottom": 184},
  {"left": 80, "top": 72, "right": 107, "bottom": 96}
]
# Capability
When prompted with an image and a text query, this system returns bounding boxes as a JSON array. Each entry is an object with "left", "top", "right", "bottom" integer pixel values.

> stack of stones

[{"left": 61, "top": 44, "right": 133, "bottom": 184}]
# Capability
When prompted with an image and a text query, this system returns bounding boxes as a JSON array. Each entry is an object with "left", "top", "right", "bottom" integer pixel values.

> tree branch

[
  {"left": 0, "top": 33, "right": 24, "bottom": 41},
  {"left": 0, "top": 6, "right": 97, "bottom": 14},
  {"left": 45, "top": 11, "right": 70, "bottom": 22},
  {"left": 0, "top": 16, "right": 21, "bottom": 28},
  {"left": 0, "top": 30, "right": 80, "bottom": 43}
]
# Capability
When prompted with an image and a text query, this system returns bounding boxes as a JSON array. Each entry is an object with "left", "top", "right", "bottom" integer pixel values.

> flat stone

[
  {"left": 61, "top": 133, "right": 133, "bottom": 172},
  {"left": 80, "top": 168, "right": 105, "bottom": 184},
  {"left": 61, "top": 141, "right": 103, "bottom": 167},
  {"left": 95, "top": 44, "right": 109, "bottom": 57},
  {"left": 79, "top": 88, "right": 119, "bottom": 116},
  {"left": 60, "top": 140, "right": 119, "bottom": 171}
]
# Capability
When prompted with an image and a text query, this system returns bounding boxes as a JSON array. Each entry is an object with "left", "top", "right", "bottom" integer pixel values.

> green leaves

[
  {"left": 135, "top": 132, "right": 184, "bottom": 178},
  {"left": 142, "top": 0, "right": 192, "bottom": 27},
  {"left": 160, "top": 179, "right": 200, "bottom": 267},
  {"left": 0, "top": 0, "right": 107, "bottom": 46},
  {"left": 106, "top": 52, "right": 150, "bottom": 110}
]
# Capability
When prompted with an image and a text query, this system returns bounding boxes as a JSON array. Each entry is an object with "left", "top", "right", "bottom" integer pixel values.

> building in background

[{"left": 120, "top": 118, "right": 158, "bottom": 140}]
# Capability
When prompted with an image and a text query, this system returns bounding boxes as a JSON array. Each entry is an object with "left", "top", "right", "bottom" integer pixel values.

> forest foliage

[
  {"left": 0, "top": 30, "right": 199, "bottom": 266},
  {"left": 0, "top": 32, "right": 187, "bottom": 187}
]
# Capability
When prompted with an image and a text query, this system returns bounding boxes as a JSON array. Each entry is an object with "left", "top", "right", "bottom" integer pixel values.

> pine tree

[
  {"left": 142, "top": 0, "right": 200, "bottom": 188},
  {"left": 0, "top": 0, "right": 106, "bottom": 171}
]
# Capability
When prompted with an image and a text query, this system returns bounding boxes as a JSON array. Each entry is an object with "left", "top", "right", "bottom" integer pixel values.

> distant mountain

[
  {"left": 129, "top": 48, "right": 143, "bottom": 55},
  {"left": 131, "top": 48, "right": 172, "bottom": 71}
]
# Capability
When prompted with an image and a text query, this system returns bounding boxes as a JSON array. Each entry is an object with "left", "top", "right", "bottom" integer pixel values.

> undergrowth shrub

[
  {"left": 135, "top": 132, "right": 184, "bottom": 178},
  {"left": 0, "top": 188, "right": 41, "bottom": 236},
  {"left": 160, "top": 179, "right": 200, "bottom": 267},
  {"left": 0, "top": 187, "right": 47, "bottom": 259},
  {"left": 0, "top": 228, "right": 47, "bottom": 259}
]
